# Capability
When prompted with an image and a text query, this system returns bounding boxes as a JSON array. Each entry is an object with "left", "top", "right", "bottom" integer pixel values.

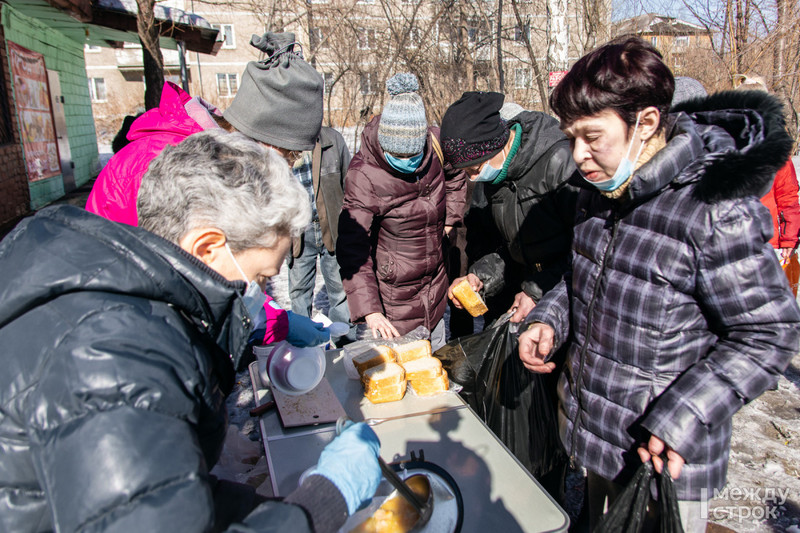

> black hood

[
  {"left": 0, "top": 206, "right": 253, "bottom": 373},
  {"left": 668, "top": 90, "right": 793, "bottom": 202},
  {"left": 506, "top": 111, "right": 569, "bottom": 181}
]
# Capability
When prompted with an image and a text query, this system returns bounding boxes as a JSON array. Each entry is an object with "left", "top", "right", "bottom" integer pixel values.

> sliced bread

[
  {"left": 452, "top": 278, "right": 489, "bottom": 317},
  {"left": 400, "top": 356, "right": 442, "bottom": 381},
  {"left": 364, "top": 381, "right": 407, "bottom": 404},
  {"left": 393, "top": 339, "right": 432, "bottom": 364},
  {"left": 362, "top": 362, "right": 406, "bottom": 391},
  {"left": 353, "top": 345, "right": 396, "bottom": 375},
  {"left": 410, "top": 371, "right": 449, "bottom": 396}
]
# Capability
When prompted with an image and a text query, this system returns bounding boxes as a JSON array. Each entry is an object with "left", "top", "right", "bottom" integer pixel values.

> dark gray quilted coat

[
  {"left": 530, "top": 91, "right": 800, "bottom": 500},
  {"left": 0, "top": 206, "right": 346, "bottom": 532}
]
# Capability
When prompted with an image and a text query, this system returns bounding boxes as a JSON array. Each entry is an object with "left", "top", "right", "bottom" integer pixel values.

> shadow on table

[{"left": 396, "top": 408, "right": 525, "bottom": 533}]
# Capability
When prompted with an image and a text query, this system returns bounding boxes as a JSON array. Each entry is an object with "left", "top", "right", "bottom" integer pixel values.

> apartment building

[{"left": 85, "top": 0, "right": 611, "bottom": 129}]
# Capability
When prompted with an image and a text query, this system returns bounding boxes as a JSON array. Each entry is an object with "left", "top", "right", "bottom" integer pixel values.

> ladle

[
  {"left": 377, "top": 457, "right": 433, "bottom": 528},
  {"left": 335, "top": 417, "right": 433, "bottom": 529}
]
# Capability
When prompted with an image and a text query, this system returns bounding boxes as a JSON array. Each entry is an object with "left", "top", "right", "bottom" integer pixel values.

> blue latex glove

[
  {"left": 286, "top": 311, "right": 330, "bottom": 347},
  {"left": 308, "top": 422, "right": 381, "bottom": 515}
]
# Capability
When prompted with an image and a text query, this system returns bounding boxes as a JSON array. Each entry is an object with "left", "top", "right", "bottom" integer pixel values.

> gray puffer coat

[
  {"left": 530, "top": 91, "right": 800, "bottom": 500},
  {"left": 0, "top": 206, "right": 346, "bottom": 532}
]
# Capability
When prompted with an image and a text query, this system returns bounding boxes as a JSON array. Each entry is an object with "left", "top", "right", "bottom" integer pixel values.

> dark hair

[{"left": 550, "top": 37, "right": 674, "bottom": 129}]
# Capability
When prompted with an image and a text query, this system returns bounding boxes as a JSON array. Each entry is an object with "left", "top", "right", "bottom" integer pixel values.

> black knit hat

[{"left": 440, "top": 91, "right": 509, "bottom": 169}]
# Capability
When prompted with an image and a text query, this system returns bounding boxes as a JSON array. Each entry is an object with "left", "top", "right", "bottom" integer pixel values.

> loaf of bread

[
  {"left": 452, "top": 278, "right": 489, "bottom": 317},
  {"left": 364, "top": 381, "right": 407, "bottom": 404},
  {"left": 362, "top": 362, "right": 405, "bottom": 390},
  {"left": 410, "top": 371, "right": 449, "bottom": 396},
  {"left": 353, "top": 345, "right": 396, "bottom": 375},
  {"left": 393, "top": 340, "right": 432, "bottom": 364},
  {"left": 400, "top": 357, "right": 442, "bottom": 381}
]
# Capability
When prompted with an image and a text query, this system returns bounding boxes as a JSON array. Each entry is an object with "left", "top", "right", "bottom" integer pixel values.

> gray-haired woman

[{"left": 0, "top": 130, "right": 381, "bottom": 533}]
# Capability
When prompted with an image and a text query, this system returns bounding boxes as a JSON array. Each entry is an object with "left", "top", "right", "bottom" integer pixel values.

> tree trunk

[
  {"left": 137, "top": 0, "right": 164, "bottom": 110},
  {"left": 773, "top": 0, "right": 786, "bottom": 88},
  {"left": 496, "top": 0, "right": 504, "bottom": 93},
  {"left": 511, "top": 0, "right": 548, "bottom": 111}
]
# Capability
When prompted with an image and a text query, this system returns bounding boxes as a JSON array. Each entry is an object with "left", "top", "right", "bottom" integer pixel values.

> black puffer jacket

[
  {"left": 531, "top": 91, "right": 800, "bottom": 500},
  {"left": 0, "top": 206, "right": 346, "bottom": 533},
  {"left": 467, "top": 111, "right": 578, "bottom": 302}
]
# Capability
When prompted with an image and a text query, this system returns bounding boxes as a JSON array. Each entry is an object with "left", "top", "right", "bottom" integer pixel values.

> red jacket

[
  {"left": 337, "top": 116, "right": 467, "bottom": 334},
  {"left": 760, "top": 160, "right": 800, "bottom": 249}
]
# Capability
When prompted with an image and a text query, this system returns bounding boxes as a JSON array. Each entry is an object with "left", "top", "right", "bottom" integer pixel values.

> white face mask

[
  {"left": 225, "top": 243, "right": 266, "bottom": 322},
  {"left": 581, "top": 112, "right": 645, "bottom": 192}
]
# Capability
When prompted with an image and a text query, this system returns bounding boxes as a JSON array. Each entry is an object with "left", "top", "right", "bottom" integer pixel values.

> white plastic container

[{"left": 267, "top": 344, "right": 326, "bottom": 396}]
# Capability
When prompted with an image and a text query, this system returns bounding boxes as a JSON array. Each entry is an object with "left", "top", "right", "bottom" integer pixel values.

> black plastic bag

[
  {"left": 595, "top": 461, "right": 685, "bottom": 533},
  {"left": 433, "top": 316, "right": 566, "bottom": 479}
]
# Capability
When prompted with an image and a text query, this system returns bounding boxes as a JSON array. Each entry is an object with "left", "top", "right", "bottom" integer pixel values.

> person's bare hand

[
  {"left": 447, "top": 273, "right": 484, "bottom": 309},
  {"left": 518, "top": 323, "right": 556, "bottom": 373},
  {"left": 364, "top": 313, "right": 400, "bottom": 340},
  {"left": 637, "top": 435, "right": 685, "bottom": 480},
  {"left": 508, "top": 291, "right": 536, "bottom": 323}
]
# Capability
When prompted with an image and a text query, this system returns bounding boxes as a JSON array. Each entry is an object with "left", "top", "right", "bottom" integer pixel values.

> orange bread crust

[{"left": 452, "top": 278, "right": 489, "bottom": 317}]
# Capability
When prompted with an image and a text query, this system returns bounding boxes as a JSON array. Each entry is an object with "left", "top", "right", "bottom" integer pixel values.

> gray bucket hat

[{"left": 223, "top": 32, "right": 324, "bottom": 151}]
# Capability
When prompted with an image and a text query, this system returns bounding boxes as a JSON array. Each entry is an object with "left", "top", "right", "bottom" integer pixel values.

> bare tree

[{"left": 136, "top": 0, "right": 165, "bottom": 109}]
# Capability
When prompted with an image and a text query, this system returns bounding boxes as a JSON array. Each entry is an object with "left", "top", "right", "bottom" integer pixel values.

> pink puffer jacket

[
  {"left": 86, "top": 82, "right": 206, "bottom": 225},
  {"left": 86, "top": 82, "right": 287, "bottom": 344}
]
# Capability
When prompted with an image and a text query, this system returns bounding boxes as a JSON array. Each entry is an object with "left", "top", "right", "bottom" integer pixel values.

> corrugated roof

[{"left": 4, "top": 0, "right": 220, "bottom": 53}]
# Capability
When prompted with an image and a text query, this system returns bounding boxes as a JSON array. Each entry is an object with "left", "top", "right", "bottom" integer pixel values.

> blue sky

[{"left": 612, "top": 0, "right": 700, "bottom": 23}]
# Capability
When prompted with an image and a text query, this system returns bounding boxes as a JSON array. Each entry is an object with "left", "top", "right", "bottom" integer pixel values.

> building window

[
  {"left": 407, "top": 27, "right": 422, "bottom": 48},
  {"left": 650, "top": 36, "right": 658, "bottom": 47},
  {"left": 217, "top": 73, "right": 238, "bottom": 97},
  {"left": 360, "top": 72, "right": 376, "bottom": 95},
  {"left": 357, "top": 28, "right": 376, "bottom": 50},
  {"left": 515, "top": 68, "right": 531, "bottom": 89},
  {"left": 311, "top": 27, "right": 327, "bottom": 49},
  {"left": 675, "top": 35, "right": 690, "bottom": 47},
  {"left": 514, "top": 23, "right": 530, "bottom": 42},
  {"left": 88, "top": 77, "right": 107, "bottom": 102},
  {"left": 84, "top": 44, "right": 101, "bottom": 53},
  {"left": 323, "top": 72, "right": 335, "bottom": 94},
  {"left": 212, "top": 24, "right": 235, "bottom": 49}
]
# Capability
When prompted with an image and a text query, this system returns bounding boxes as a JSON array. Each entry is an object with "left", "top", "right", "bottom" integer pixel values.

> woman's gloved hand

[
  {"left": 286, "top": 311, "right": 330, "bottom": 347},
  {"left": 307, "top": 422, "right": 381, "bottom": 515}
]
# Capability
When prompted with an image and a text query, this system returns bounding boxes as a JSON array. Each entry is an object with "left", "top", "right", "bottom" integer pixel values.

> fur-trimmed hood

[{"left": 654, "top": 90, "right": 793, "bottom": 203}]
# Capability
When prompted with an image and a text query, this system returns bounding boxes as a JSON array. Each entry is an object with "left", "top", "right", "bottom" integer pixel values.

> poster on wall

[{"left": 8, "top": 41, "right": 61, "bottom": 182}]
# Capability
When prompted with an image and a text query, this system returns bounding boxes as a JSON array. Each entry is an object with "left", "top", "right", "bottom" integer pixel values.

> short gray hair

[{"left": 137, "top": 129, "right": 311, "bottom": 252}]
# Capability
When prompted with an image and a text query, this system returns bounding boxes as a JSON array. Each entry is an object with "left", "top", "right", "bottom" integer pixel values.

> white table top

[{"left": 249, "top": 349, "right": 569, "bottom": 533}]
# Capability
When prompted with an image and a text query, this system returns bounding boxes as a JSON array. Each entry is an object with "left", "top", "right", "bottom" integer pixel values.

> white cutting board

[{"left": 272, "top": 377, "right": 347, "bottom": 427}]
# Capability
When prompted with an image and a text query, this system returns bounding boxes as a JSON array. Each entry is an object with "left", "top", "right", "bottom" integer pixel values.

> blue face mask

[
  {"left": 225, "top": 242, "right": 267, "bottom": 323},
  {"left": 385, "top": 151, "right": 424, "bottom": 174},
  {"left": 582, "top": 113, "right": 645, "bottom": 192},
  {"left": 472, "top": 160, "right": 503, "bottom": 183}
]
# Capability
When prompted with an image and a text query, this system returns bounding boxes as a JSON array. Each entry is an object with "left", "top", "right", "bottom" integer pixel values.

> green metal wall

[{"left": 2, "top": 4, "right": 98, "bottom": 209}]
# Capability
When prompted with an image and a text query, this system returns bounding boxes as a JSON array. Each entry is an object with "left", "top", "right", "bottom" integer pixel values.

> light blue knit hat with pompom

[{"left": 378, "top": 73, "right": 427, "bottom": 156}]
